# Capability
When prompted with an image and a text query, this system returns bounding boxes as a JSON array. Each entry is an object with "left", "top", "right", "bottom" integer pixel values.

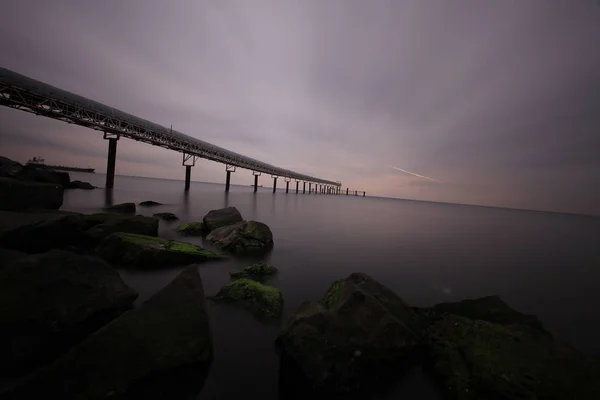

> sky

[{"left": 1, "top": 0, "right": 599, "bottom": 215}]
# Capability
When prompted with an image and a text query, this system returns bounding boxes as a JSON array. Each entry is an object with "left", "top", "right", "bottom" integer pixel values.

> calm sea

[{"left": 63, "top": 172, "right": 600, "bottom": 399}]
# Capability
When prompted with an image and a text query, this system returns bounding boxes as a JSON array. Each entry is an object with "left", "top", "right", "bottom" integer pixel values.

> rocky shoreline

[{"left": 1, "top": 155, "right": 599, "bottom": 399}]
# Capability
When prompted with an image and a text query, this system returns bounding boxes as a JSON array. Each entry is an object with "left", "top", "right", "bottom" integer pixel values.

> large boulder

[
  {"left": 97, "top": 232, "right": 224, "bottom": 269},
  {"left": 0, "top": 210, "right": 85, "bottom": 253},
  {"left": 206, "top": 220, "right": 274, "bottom": 254},
  {"left": 425, "top": 314, "right": 600, "bottom": 400},
  {"left": 202, "top": 206, "right": 243, "bottom": 232},
  {"left": 176, "top": 221, "right": 207, "bottom": 236},
  {"left": 277, "top": 273, "right": 424, "bottom": 394},
  {"left": 85, "top": 215, "right": 159, "bottom": 245},
  {"left": 68, "top": 180, "right": 95, "bottom": 190},
  {"left": 0, "top": 177, "right": 64, "bottom": 211},
  {"left": 230, "top": 263, "right": 278, "bottom": 281},
  {"left": 211, "top": 278, "right": 283, "bottom": 318},
  {"left": 83, "top": 212, "right": 122, "bottom": 229},
  {"left": 6, "top": 266, "right": 213, "bottom": 399},
  {"left": 15, "top": 164, "right": 71, "bottom": 187},
  {"left": 0, "top": 250, "right": 138, "bottom": 376},
  {"left": 0, "top": 156, "right": 23, "bottom": 178}
]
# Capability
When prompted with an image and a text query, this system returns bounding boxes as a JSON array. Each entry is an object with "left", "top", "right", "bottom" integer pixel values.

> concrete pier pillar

[
  {"left": 296, "top": 181, "right": 299, "bottom": 193},
  {"left": 346, "top": 188, "right": 349, "bottom": 195},
  {"left": 253, "top": 172, "right": 260, "bottom": 193},
  {"left": 225, "top": 171, "right": 231, "bottom": 192},
  {"left": 286, "top": 180, "right": 289, "bottom": 193},
  {"left": 363, "top": 191, "right": 366, "bottom": 197},
  {"left": 272, "top": 177, "right": 278, "bottom": 193},
  {"left": 355, "top": 190, "right": 357, "bottom": 196},
  {"left": 105, "top": 138, "right": 118, "bottom": 189},
  {"left": 309, "top": 183, "right": 312, "bottom": 193},
  {"left": 185, "top": 165, "right": 192, "bottom": 191},
  {"left": 303, "top": 182, "right": 306, "bottom": 193}
]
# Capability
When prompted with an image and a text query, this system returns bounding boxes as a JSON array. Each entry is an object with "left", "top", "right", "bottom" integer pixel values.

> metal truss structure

[{"left": 0, "top": 67, "right": 341, "bottom": 187}]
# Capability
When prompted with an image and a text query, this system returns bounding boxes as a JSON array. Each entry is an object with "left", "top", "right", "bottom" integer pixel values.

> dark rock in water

[
  {"left": 68, "top": 180, "right": 95, "bottom": 190},
  {"left": 0, "top": 210, "right": 85, "bottom": 253},
  {"left": 0, "top": 156, "right": 23, "bottom": 178},
  {"left": 139, "top": 200, "right": 163, "bottom": 207},
  {"left": 0, "top": 177, "right": 64, "bottom": 211},
  {"left": 230, "top": 263, "right": 278, "bottom": 281},
  {"left": 6, "top": 266, "right": 212, "bottom": 399},
  {"left": 277, "top": 273, "right": 424, "bottom": 394},
  {"left": 206, "top": 220, "right": 274, "bottom": 254},
  {"left": 176, "top": 221, "right": 207, "bottom": 236},
  {"left": 202, "top": 206, "right": 243, "bottom": 232},
  {"left": 425, "top": 314, "right": 600, "bottom": 400},
  {"left": 97, "top": 232, "right": 224, "bottom": 269},
  {"left": 15, "top": 164, "right": 71, "bottom": 187},
  {"left": 0, "top": 250, "right": 137, "bottom": 376},
  {"left": 153, "top": 212, "right": 179, "bottom": 221},
  {"left": 85, "top": 215, "right": 158, "bottom": 245},
  {"left": 211, "top": 278, "right": 283, "bottom": 318},
  {"left": 82, "top": 212, "right": 122, "bottom": 230},
  {"left": 104, "top": 202, "right": 136, "bottom": 214}
]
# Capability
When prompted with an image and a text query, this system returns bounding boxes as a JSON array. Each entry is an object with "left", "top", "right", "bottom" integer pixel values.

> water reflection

[
  {"left": 181, "top": 190, "right": 190, "bottom": 218},
  {"left": 103, "top": 188, "right": 114, "bottom": 207}
]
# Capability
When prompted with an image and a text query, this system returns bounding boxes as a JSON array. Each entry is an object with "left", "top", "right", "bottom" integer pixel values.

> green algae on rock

[
  {"left": 153, "top": 212, "right": 179, "bottom": 221},
  {"left": 85, "top": 215, "right": 159, "bottom": 244},
  {"left": 212, "top": 278, "right": 283, "bottom": 318},
  {"left": 206, "top": 220, "right": 274, "bottom": 254},
  {"left": 202, "top": 206, "right": 243, "bottom": 232},
  {"left": 176, "top": 221, "right": 207, "bottom": 236},
  {"left": 97, "top": 232, "right": 223, "bottom": 268},
  {"left": 230, "top": 263, "right": 278, "bottom": 280}
]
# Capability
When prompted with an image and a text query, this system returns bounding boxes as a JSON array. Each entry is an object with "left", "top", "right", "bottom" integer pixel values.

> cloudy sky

[{"left": 1, "top": 0, "right": 599, "bottom": 215}]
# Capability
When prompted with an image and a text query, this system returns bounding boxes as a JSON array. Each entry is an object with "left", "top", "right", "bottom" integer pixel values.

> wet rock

[
  {"left": 139, "top": 200, "right": 163, "bottom": 207},
  {"left": 230, "top": 263, "right": 278, "bottom": 281},
  {"left": 0, "top": 248, "right": 26, "bottom": 267},
  {"left": 6, "top": 266, "right": 212, "bottom": 399},
  {"left": 202, "top": 206, "right": 243, "bottom": 232},
  {"left": 0, "top": 210, "right": 85, "bottom": 253},
  {"left": 277, "top": 273, "right": 424, "bottom": 394},
  {"left": 425, "top": 314, "right": 600, "bottom": 400},
  {"left": 104, "top": 202, "right": 136, "bottom": 214},
  {"left": 14, "top": 164, "right": 71, "bottom": 187},
  {"left": 176, "top": 221, "right": 207, "bottom": 236},
  {"left": 153, "top": 212, "right": 179, "bottom": 221},
  {"left": 85, "top": 215, "right": 158, "bottom": 245},
  {"left": 97, "top": 232, "right": 224, "bottom": 269},
  {"left": 0, "top": 177, "right": 64, "bottom": 211},
  {"left": 206, "top": 220, "right": 274, "bottom": 254},
  {"left": 82, "top": 212, "right": 122, "bottom": 229},
  {"left": 0, "top": 156, "right": 23, "bottom": 178},
  {"left": 68, "top": 180, "right": 95, "bottom": 190},
  {"left": 0, "top": 250, "right": 137, "bottom": 376},
  {"left": 211, "top": 278, "right": 283, "bottom": 318}
]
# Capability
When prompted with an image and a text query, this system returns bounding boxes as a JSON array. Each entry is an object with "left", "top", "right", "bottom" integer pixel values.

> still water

[{"left": 63, "top": 172, "right": 600, "bottom": 399}]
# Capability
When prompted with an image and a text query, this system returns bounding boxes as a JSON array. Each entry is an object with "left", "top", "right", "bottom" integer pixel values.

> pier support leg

[
  {"left": 104, "top": 133, "right": 119, "bottom": 189},
  {"left": 303, "top": 182, "right": 306, "bottom": 194},
  {"left": 253, "top": 171, "right": 260, "bottom": 193},
  {"left": 309, "top": 183, "right": 312, "bottom": 193},
  {"left": 182, "top": 153, "right": 197, "bottom": 191},
  {"left": 296, "top": 181, "right": 299, "bottom": 193},
  {"left": 272, "top": 176, "right": 278, "bottom": 193},
  {"left": 286, "top": 180, "right": 289, "bottom": 193},
  {"left": 355, "top": 190, "right": 357, "bottom": 196},
  {"left": 346, "top": 188, "right": 349, "bottom": 195},
  {"left": 363, "top": 191, "right": 366, "bottom": 197},
  {"left": 185, "top": 166, "right": 192, "bottom": 191},
  {"left": 225, "top": 171, "right": 231, "bottom": 192}
]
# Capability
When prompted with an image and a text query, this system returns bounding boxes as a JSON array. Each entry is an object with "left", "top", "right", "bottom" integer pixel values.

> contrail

[{"left": 388, "top": 165, "right": 440, "bottom": 182}]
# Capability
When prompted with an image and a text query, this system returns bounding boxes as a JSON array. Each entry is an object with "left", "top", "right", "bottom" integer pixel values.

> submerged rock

[
  {"left": 68, "top": 180, "right": 95, "bottom": 190},
  {"left": 0, "top": 177, "right": 64, "bottom": 211},
  {"left": 277, "top": 273, "right": 424, "bottom": 394},
  {"left": 230, "top": 263, "right": 278, "bottom": 281},
  {"left": 202, "top": 206, "right": 243, "bottom": 232},
  {"left": 139, "top": 200, "right": 163, "bottom": 207},
  {"left": 176, "top": 221, "right": 207, "bottom": 236},
  {"left": 0, "top": 250, "right": 137, "bottom": 376},
  {"left": 7, "top": 266, "right": 212, "bottom": 399},
  {"left": 425, "top": 314, "right": 600, "bottom": 400},
  {"left": 206, "top": 220, "right": 274, "bottom": 254},
  {"left": 153, "top": 212, "right": 179, "bottom": 221},
  {"left": 0, "top": 210, "right": 85, "bottom": 253},
  {"left": 97, "top": 232, "right": 223, "bottom": 268},
  {"left": 211, "top": 278, "right": 283, "bottom": 318},
  {"left": 85, "top": 215, "right": 159, "bottom": 244},
  {"left": 104, "top": 202, "right": 136, "bottom": 214}
]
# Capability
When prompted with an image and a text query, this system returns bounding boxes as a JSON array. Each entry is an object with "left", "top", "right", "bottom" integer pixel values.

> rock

[
  {"left": 230, "top": 263, "right": 278, "bottom": 281},
  {"left": 0, "top": 248, "right": 26, "bottom": 267},
  {"left": 425, "top": 314, "right": 600, "bottom": 400},
  {"left": 206, "top": 220, "right": 274, "bottom": 254},
  {"left": 68, "top": 180, "right": 95, "bottom": 190},
  {"left": 176, "top": 221, "right": 207, "bottom": 236},
  {"left": 0, "top": 210, "right": 85, "bottom": 253},
  {"left": 0, "top": 156, "right": 23, "bottom": 178},
  {"left": 104, "top": 202, "right": 136, "bottom": 214},
  {"left": 0, "top": 177, "right": 64, "bottom": 211},
  {"left": 82, "top": 212, "right": 122, "bottom": 229},
  {"left": 153, "top": 212, "right": 179, "bottom": 221},
  {"left": 97, "top": 232, "right": 224, "bottom": 269},
  {"left": 139, "top": 200, "right": 163, "bottom": 207},
  {"left": 7, "top": 266, "right": 212, "bottom": 399},
  {"left": 85, "top": 215, "right": 159, "bottom": 245},
  {"left": 0, "top": 250, "right": 137, "bottom": 376},
  {"left": 211, "top": 278, "right": 283, "bottom": 318},
  {"left": 277, "top": 273, "right": 424, "bottom": 394},
  {"left": 14, "top": 164, "right": 71, "bottom": 187},
  {"left": 202, "top": 206, "right": 243, "bottom": 232}
]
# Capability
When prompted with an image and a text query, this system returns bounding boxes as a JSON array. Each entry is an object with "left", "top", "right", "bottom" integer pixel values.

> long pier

[{"left": 0, "top": 67, "right": 357, "bottom": 195}]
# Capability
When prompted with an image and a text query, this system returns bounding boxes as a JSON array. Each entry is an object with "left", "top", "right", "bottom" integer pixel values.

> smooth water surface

[{"left": 63, "top": 172, "right": 600, "bottom": 399}]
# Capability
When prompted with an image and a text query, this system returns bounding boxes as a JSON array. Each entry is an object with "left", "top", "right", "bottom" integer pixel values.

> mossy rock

[
  {"left": 230, "top": 263, "right": 278, "bottom": 281},
  {"left": 211, "top": 278, "right": 283, "bottom": 318},
  {"left": 97, "top": 232, "right": 224, "bottom": 269},
  {"left": 206, "top": 220, "right": 274, "bottom": 254},
  {"left": 104, "top": 202, "right": 136, "bottom": 214},
  {"left": 202, "top": 206, "right": 243, "bottom": 232},
  {"left": 176, "top": 221, "right": 207, "bottom": 236},
  {"left": 153, "top": 212, "right": 179, "bottom": 221},
  {"left": 85, "top": 215, "right": 158, "bottom": 244}
]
